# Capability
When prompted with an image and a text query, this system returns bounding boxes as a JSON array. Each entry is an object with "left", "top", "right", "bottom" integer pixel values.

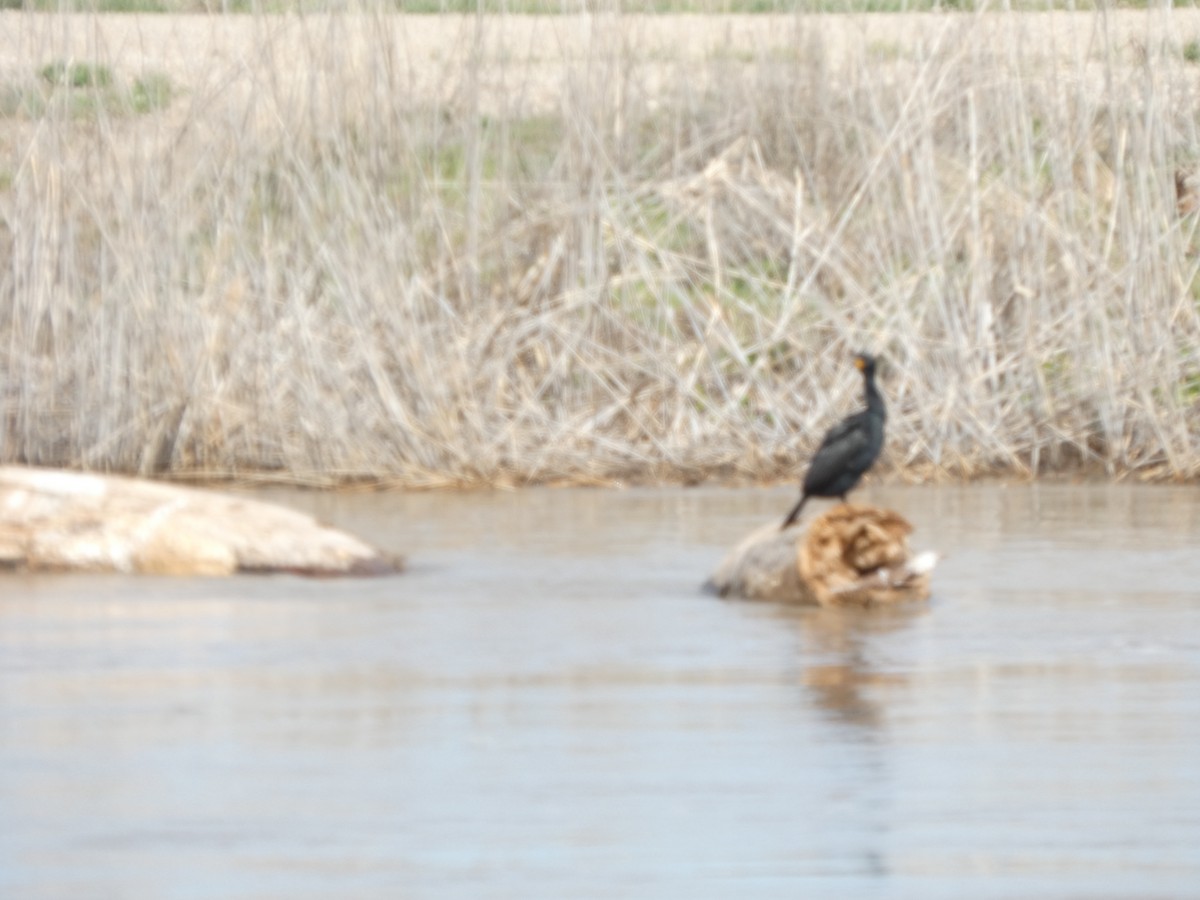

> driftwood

[
  {"left": 706, "top": 504, "right": 936, "bottom": 605},
  {"left": 0, "top": 467, "right": 401, "bottom": 577}
]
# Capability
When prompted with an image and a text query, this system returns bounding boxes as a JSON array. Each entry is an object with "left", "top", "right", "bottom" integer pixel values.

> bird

[{"left": 781, "top": 352, "right": 886, "bottom": 530}]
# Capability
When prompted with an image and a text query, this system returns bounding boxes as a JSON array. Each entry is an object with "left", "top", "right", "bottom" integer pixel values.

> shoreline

[{"left": 138, "top": 460, "right": 1173, "bottom": 491}]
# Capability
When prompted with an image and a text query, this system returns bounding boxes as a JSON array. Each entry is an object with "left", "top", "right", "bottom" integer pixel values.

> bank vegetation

[{"left": 2, "top": 9, "right": 1199, "bottom": 486}]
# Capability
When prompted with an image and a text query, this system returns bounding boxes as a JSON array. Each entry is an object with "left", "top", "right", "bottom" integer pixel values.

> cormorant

[{"left": 781, "top": 352, "right": 885, "bottom": 530}]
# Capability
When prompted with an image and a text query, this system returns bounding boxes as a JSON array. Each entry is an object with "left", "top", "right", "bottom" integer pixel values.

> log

[
  {"left": 706, "top": 504, "right": 936, "bottom": 605},
  {"left": 0, "top": 467, "right": 402, "bottom": 577}
]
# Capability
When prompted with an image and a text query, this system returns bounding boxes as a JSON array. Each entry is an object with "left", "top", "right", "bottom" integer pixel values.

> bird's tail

[{"left": 780, "top": 494, "right": 808, "bottom": 530}]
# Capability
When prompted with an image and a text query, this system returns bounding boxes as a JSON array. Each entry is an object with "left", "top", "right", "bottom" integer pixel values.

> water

[{"left": 1, "top": 484, "right": 1198, "bottom": 898}]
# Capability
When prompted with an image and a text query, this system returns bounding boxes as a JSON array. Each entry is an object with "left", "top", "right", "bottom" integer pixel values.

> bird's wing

[
  {"left": 814, "top": 413, "right": 862, "bottom": 451},
  {"left": 803, "top": 413, "right": 870, "bottom": 490}
]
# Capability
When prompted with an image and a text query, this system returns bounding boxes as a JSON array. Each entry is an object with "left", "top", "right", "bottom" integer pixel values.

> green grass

[
  {"left": 1, "top": 62, "right": 174, "bottom": 120},
  {"left": 1180, "top": 369, "right": 1200, "bottom": 403},
  {"left": 40, "top": 62, "right": 114, "bottom": 89},
  {"left": 130, "top": 73, "right": 174, "bottom": 114}
]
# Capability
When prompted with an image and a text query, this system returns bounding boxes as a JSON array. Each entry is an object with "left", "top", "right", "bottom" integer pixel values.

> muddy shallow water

[{"left": 2, "top": 484, "right": 1199, "bottom": 898}]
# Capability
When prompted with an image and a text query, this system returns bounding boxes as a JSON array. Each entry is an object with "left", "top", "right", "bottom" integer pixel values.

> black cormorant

[{"left": 781, "top": 352, "right": 885, "bottom": 530}]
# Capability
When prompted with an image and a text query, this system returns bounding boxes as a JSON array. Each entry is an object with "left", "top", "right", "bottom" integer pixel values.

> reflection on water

[
  {"left": 790, "top": 605, "right": 925, "bottom": 732},
  {"left": 1, "top": 484, "right": 1199, "bottom": 898}
]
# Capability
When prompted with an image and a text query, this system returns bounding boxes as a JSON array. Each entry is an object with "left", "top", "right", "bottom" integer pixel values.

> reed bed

[{"left": 2, "top": 8, "right": 1200, "bottom": 486}]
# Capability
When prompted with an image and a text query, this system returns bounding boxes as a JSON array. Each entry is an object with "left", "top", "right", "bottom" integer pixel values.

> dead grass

[{"left": 2, "top": 9, "right": 1200, "bottom": 485}]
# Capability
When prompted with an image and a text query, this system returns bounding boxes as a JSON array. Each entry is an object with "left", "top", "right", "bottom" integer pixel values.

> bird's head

[{"left": 853, "top": 352, "right": 877, "bottom": 377}]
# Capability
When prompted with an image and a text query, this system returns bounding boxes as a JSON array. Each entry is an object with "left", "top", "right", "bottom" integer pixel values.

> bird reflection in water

[{"left": 780, "top": 604, "right": 926, "bottom": 732}]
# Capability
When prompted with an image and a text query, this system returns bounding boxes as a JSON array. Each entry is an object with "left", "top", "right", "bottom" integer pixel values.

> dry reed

[{"left": 2, "top": 8, "right": 1199, "bottom": 486}]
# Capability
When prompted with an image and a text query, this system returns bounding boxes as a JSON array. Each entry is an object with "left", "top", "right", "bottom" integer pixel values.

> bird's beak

[{"left": 854, "top": 356, "right": 865, "bottom": 371}]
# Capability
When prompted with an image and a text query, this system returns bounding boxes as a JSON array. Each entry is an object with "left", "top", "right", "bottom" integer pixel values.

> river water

[{"left": 1, "top": 484, "right": 1198, "bottom": 898}]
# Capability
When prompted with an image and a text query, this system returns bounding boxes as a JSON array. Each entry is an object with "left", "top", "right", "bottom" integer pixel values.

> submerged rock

[
  {"left": 706, "top": 504, "right": 936, "bottom": 605},
  {"left": 0, "top": 467, "right": 402, "bottom": 577}
]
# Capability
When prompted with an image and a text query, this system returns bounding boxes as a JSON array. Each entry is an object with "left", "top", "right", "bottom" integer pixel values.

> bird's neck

[{"left": 864, "top": 378, "right": 886, "bottom": 418}]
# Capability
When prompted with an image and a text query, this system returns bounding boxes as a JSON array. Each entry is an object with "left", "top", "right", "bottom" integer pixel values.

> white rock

[{"left": 0, "top": 467, "right": 402, "bottom": 577}]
